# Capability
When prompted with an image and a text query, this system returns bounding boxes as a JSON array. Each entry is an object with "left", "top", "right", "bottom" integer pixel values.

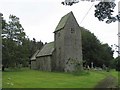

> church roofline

[
  {"left": 54, "top": 11, "right": 73, "bottom": 33},
  {"left": 36, "top": 42, "right": 54, "bottom": 57},
  {"left": 30, "top": 50, "right": 40, "bottom": 60}
]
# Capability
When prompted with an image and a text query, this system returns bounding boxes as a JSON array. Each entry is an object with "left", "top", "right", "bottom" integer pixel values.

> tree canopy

[
  {"left": 2, "top": 15, "right": 44, "bottom": 68},
  {"left": 94, "top": 1, "right": 120, "bottom": 24},
  {"left": 61, "top": 0, "right": 119, "bottom": 24},
  {"left": 114, "top": 56, "right": 120, "bottom": 71},
  {"left": 81, "top": 27, "right": 114, "bottom": 68}
]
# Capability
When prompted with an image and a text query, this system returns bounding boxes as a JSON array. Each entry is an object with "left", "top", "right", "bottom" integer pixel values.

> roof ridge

[
  {"left": 30, "top": 50, "right": 40, "bottom": 60},
  {"left": 36, "top": 42, "right": 54, "bottom": 57},
  {"left": 54, "top": 11, "right": 74, "bottom": 32}
]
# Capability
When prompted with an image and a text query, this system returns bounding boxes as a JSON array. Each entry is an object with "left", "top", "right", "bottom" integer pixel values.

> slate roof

[
  {"left": 54, "top": 11, "right": 73, "bottom": 32},
  {"left": 36, "top": 42, "right": 54, "bottom": 57},
  {"left": 30, "top": 50, "right": 40, "bottom": 60}
]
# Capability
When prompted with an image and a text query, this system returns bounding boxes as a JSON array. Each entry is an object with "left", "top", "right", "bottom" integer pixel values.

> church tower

[{"left": 54, "top": 11, "right": 83, "bottom": 72}]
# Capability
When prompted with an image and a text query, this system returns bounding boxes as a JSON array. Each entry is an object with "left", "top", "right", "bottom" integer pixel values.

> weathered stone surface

[
  {"left": 54, "top": 11, "right": 83, "bottom": 72},
  {"left": 30, "top": 50, "right": 40, "bottom": 69},
  {"left": 36, "top": 56, "right": 52, "bottom": 71},
  {"left": 31, "top": 60, "right": 37, "bottom": 70}
]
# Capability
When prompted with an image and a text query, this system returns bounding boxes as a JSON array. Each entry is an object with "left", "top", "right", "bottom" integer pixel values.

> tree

[
  {"left": 81, "top": 27, "right": 114, "bottom": 68},
  {"left": 81, "top": 27, "right": 101, "bottom": 67},
  {"left": 61, "top": 0, "right": 119, "bottom": 24},
  {"left": 2, "top": 15, "right": 26, "bottom": 68},
  {"left": 2, "top": 38, "right": 18, "bottom": 67},
  {"left": 2, "top": 15, "right": 44, "bottom": 68},
  {"left": 94, "top": 1, "right": 120, "bottom": 24},
  {"left": 114, "top": 56, "right": 120, "bottom": 71},
  {"left": 100, "top": 44, "right": 114, "bottom": 67}
]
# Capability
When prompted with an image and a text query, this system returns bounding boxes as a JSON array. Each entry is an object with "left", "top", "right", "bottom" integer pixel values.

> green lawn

[{"left": 2, "top": 68, "right": 118, "bottom": 88}]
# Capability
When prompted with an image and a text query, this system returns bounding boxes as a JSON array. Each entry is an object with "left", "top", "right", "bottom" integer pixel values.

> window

[{"left": 71, "top": 28, "right": 75, "bottom": 33}]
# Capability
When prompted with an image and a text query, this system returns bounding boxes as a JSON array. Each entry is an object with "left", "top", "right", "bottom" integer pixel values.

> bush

[{"left": 115, "top": 56, "right": 120, "bottom": 71}]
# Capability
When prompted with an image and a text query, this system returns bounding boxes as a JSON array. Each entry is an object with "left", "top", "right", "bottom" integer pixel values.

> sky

[{"left": 0, "top": 0, "right": 119, "bottom": 57}]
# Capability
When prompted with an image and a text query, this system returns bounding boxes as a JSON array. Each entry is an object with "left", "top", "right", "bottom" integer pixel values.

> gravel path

[{"left": 94, "top": 75, "right": 118, "bottom": 90}]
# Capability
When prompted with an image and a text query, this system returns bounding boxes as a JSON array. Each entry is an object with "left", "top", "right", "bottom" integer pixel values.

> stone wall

[
  {"left": 31, "top": 60, "right": 37, "bottom": 70},
  {"left": 54, "top": 12, "right": 83, "bottom": 72},
  {"left": 36, "top": 56, "right": 52, "bottom": 71},
  {"left": 54, "top": 29, "right": 65, "bottom": 71},
  {"left": 64, "top": 13, "right": 83, "bottom": 72}
]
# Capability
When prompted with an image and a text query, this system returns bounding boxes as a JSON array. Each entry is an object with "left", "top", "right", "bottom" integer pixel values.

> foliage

[
  {"left": 2, "top": 38, "right": 18, "bottom": 67},
  {"left": 81, "top": 27, "right": 114, "bottom": 68},
  {"left": 61, "top": 0, "right": 119, "bottom": 23},
  {"left": 114, "top": 56, "right": 120, "bottom": 71},
  {"left": 2, "top": 15, "right": 26, "bottom": 44},
  {"left": 61, "top": 0, "right": 79, "bottom": 6},
  {"left": 2, "top": 15, "right": 44, "bottom": 68},
  {"left": 2, "top": 68, "right": 118, "bottom": 88},
  {"left": 61, "top": 0, "right": 120, "bottom": 24},
  {"left": 94, "top": 1, "right": 120, "bottom": 24}
]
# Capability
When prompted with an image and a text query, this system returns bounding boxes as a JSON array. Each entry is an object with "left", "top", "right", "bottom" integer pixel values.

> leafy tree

[
  {"left": 81, "top": 27, "right": 114, "bottom": 68},
  {"left": 114, "top": 56, "right": 120, "bottom": 71},
  {"left": 2, "top": 15, "right": 26, "bottom": 68},
  {"left": 2, "top": 14, "right": 44, "bottom": 68},
  {"left": 81, "top": 27, "right": 101, "bottom": 67},
  {"left": 94, "top": 1, "right": 120, "bottom": 24},
  {"left": 2, "top": 38, "right": 17, "bottom": 67},
  {"left": 19, "top": 38, "right": 31, "bottom": 67},
  {"left": 100, "top": 44, "right": 114, "bottom": 67},
  {"left": 8, "top": 15, "right": 25, "bottom": 44},
  {"left": 61, "top": 0, "right": 119, "bottom": 24}
]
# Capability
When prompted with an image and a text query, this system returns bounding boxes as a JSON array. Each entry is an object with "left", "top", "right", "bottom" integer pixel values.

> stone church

[{"left": 30, "top": 11, "right": 83, "bottom": 72}]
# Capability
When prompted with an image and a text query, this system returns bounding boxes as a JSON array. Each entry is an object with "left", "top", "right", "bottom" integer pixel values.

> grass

[
  {"left": 0, "top": 71, "right": 2, "bottom": 88},
  {"left": 2, "top": 68, "right": 119, "bottom": 88}
]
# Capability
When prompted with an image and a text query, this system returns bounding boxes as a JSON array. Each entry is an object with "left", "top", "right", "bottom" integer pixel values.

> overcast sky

[{"left": 0, "top": 0, "right": 119, "bottom": 57}]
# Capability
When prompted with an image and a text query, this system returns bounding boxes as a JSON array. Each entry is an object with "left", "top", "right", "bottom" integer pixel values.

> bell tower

[{"left": 54, "top": 11, "right": 83, "bottom": 72}]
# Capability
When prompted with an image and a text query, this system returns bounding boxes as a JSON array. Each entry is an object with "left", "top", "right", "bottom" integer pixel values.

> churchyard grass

[{"left": 2, "top": 68, "right": 118, "bottom": 88}]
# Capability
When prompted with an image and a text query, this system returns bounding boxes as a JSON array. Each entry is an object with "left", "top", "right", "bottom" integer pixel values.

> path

[{"left": 94, "top": 75, "right": 118, "bottom": 90}]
